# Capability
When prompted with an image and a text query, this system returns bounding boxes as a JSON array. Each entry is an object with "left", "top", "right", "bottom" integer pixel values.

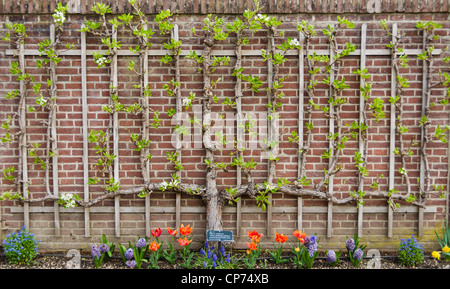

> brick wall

[{"left": 0, "top": 0, "right": 449, "bottom": 253}]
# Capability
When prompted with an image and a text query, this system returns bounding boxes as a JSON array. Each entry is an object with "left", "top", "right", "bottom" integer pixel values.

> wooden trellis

[{"left": 5, "top": 20, "right": 444, "bottom": 240}]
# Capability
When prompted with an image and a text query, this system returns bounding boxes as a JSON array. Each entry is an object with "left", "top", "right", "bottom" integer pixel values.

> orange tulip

[
  {"left": 149, "top": 241, "right": 161, "bottom": 252},
  {"left": 247, "top": 230, "right": 263, "bottom": 243},
  {"left": 275, "top": 232, "right": 288, "bottom": 243},
  {"left": 293, "top": 230, "right": 306, "bottom": 243},
  {"left": 151, "top": 226, "right": 162, "bottom": 238},
  {"left": 179, "top": 224, "right": 193, "bottom": 236},
  {"left": 167, "top": 227, "right": 178, "bottom": 236},
  {"left": 177, "top": 237, "right": 192, "bottom": 247}
]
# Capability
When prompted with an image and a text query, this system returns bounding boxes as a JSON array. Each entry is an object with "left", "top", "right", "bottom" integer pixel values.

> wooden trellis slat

[
  {"left": 388, "top": 23, "right": 398, "bottom": 238},
  {"left": 173, "top": 24, "right": 182, "bottom": 231},
  {"left": 357, "top": 23, "right": 367, "bottom": 237},
  {"left": 418, "top": 31, "right": 427, "bottom": 238},
  {"left": 327, "top": 24, "right": 336, "bottom": 238},
  {"left": 19, "top": 38, "right": 30, "bottom": 231},
  {"left": 8, "top": 48, "right": 440, "bottom": 58},
  {"left": 50, "top": 24, "right": 60, "bottom": 237},
  {"left": 81, "top": 25, "right": 90, "bottom": 238},
  {"left": 266, "top": 32, "right": 274, "bottom": 239},
  {"left": 144, "top": 24, "right": 151, "bottom": 237},
  {"left": 297, "top": 30, "right": 305, "bottom": 232},
  {"left": 112, "top": 26, "right": 120, "bottom": 238}
]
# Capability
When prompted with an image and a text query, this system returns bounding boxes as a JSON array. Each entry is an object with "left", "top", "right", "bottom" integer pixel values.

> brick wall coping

[{"left": 0, "top": 0, "right": 448, "bottom": 15}]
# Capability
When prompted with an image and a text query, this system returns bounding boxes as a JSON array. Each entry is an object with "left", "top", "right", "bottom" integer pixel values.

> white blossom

[
  {"left": 95, "top": 57, "right": 107, "bottom": 66},
  {"left": 265, "top": 182, "right": 275, "bottom": 191},
  {"left": 160, "top": 181, "right": 169, "bottom": 190},
  {"left": 60, "top": 193, "right": 76, "bottom": 208},
  {"left": 255, "top": 14, "right": 269, "bottom": 22},
  {"left": 36, "top": 96, "right": 47, "bottom": 107},
  {"left": 182, "top": 98, "right": 192, "bottom": 106},
  {"left": 53, "top": 10, "right": 66, "bottom": 25},
  {"left": 289, "top": 38, "right": 300, "bottom": 47}
]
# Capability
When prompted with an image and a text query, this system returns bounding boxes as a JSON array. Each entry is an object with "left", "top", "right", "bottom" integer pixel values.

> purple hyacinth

[
  {"left": 91, "top": 244, "right": 101, "bottom": 259},
  {"left": 346, "top": 238, "right": 355, "bottom": 251},
  {"left": 220, "top": 245, "right": 225, "bottom": 257},
  {"left": 326, "top": 250, "right": 336, "bottom": 263},
  {"left": 99, "top": 243, "right": 109, "bottom": 253},
  {"left": 136, "top": 238, "right": 146, "bottom": 249},
  {"left": 200, "top": 248, "right": 206, "bottom": 256},
  {"left": 353, "top": 248, "right": 364, "bottom": 261},
  {"left": 126, "top": 260, "right": 136, "bottom": 268},
  {"left": 125, "top": 248, "right": 134, "bottom": 260},
  {"left": 308, "top": 244, "right": 318, "bottom": 257}
]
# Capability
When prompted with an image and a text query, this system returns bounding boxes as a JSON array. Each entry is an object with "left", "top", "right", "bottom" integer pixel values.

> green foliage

[
  {"left": 2, "top": 226, "right": 40, "bottom": 266},
  {"left": 130, "top": 132, "right": 150, "bottom": 152},
  {"left": 202, "top": 14, "right": 228, "bottom": 41},
  {"left": 369, "top": 98, "right": 385, "bottom": 122},
  {"left": 1, "top": 115, "right": 15, "bottom": 143},
  {"left": 346, "top": 234, "right": 367, "bottom": 267},
  {"left": 29, "top": 142, "right": 47, "bottom": 170},
  {"left": 398, "top": 235, "right": 424, "bottom": 267},
  {"left": 88, "top": 129, "right": 116, "bottom": 179},
  {"left": 435, "top": 221, "right": 450, "bottom": 261},
  {"left": 166, "top": 151, "right": 183, "bottom": 171}
]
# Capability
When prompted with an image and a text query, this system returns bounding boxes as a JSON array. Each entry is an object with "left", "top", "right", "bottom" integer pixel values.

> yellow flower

[
  {"left": 442, "top": 246, "right": 450, "bottom": 253},
  {"left": 432, "top": 251, "right": 441, "bottom": 260},
  {"left": 294, "top": 247, "right": 300, "bottom": 252}
]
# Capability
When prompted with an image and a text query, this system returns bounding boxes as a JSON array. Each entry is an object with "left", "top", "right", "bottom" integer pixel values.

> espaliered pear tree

[{"left": 1, "top": 0, "right": 449, "bottom": 235}]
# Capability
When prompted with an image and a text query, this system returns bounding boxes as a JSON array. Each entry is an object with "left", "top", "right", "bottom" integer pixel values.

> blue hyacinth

[
  {"left": 346, "top": 238, "right": 355, "bottom": 251},
  {"left": 353, "top": 248, "right": 364, "bottom": 261},
  {"left": 326, "top": 250, "right": 336, "bottom": 264},
  {"left": 136, "top": 238, "right": 146, "bottom": 249},
  {"left": 125, "top": 248, "right": 134, "bottom": 260},
  {"left": 126, "top": 260, "right": 136, "bottom": 268},
  {"left": 91, "top": 244, "right": 101, "bottom": 259}
]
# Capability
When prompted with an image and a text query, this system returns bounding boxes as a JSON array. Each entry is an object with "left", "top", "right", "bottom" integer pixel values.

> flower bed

[{"left": 2, "top": 224, "right": 449, "bottom": 270}]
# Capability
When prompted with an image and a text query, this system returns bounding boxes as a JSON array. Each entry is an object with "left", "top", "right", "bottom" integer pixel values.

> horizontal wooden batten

[
  {"left": 10, "top": 205, "right": 438, "bottom": 214},
  {"left": 7, "top": 48, "right": 443, "bottom": 57}
]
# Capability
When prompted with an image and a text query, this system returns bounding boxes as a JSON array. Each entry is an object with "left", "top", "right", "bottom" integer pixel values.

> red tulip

[
  {"left": 247, "top": 230, "right": 263, "bottom": 243},
  {"left": 275, "top": 232, "right": 288, "bottom": 243},
  {"left": 167, "top": 227, "right": 178, "bottom": 236},
  {"left": 293, "top": 230, "right": 306, "bottom": 243},
  {"left": 151, "top": 226, "right": 162, "bottom": 238},
  {"left": 177, "top": 237, "right": 192, "bottom": 247},
  {"left": 179, "top": 224, "right": 193, "bottom": 236}
]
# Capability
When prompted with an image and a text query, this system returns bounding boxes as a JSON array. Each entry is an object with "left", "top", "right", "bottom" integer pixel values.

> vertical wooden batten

[
  {"left": 112, "top": 26, "right": 120, "bottom": 238},
  {"left": 19, "top": 36, "right": 30, "bottom": 231},
  {"left": 143, "top": 23, "right": 151, "bottom": 238},
  {"left": 388, "top": 23, "right": 398, "bottom": 238},
  {"left": 327, "top": 24, "right": 335, "bottom": 239},
  {"left": 357, "top": 23, "right": 367, "bottom": 237},
  {"left": 297, "top": 30, "right": 304, "bottom": 231},
  {"left": 81, "top": 25, "right": 90, "bottom": 238},
  {"left": 172, "top": 24, "right": 182, "bottom": 231},
  {"left": 50, "top": 24, "right": 60, "bottom": 237}
]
